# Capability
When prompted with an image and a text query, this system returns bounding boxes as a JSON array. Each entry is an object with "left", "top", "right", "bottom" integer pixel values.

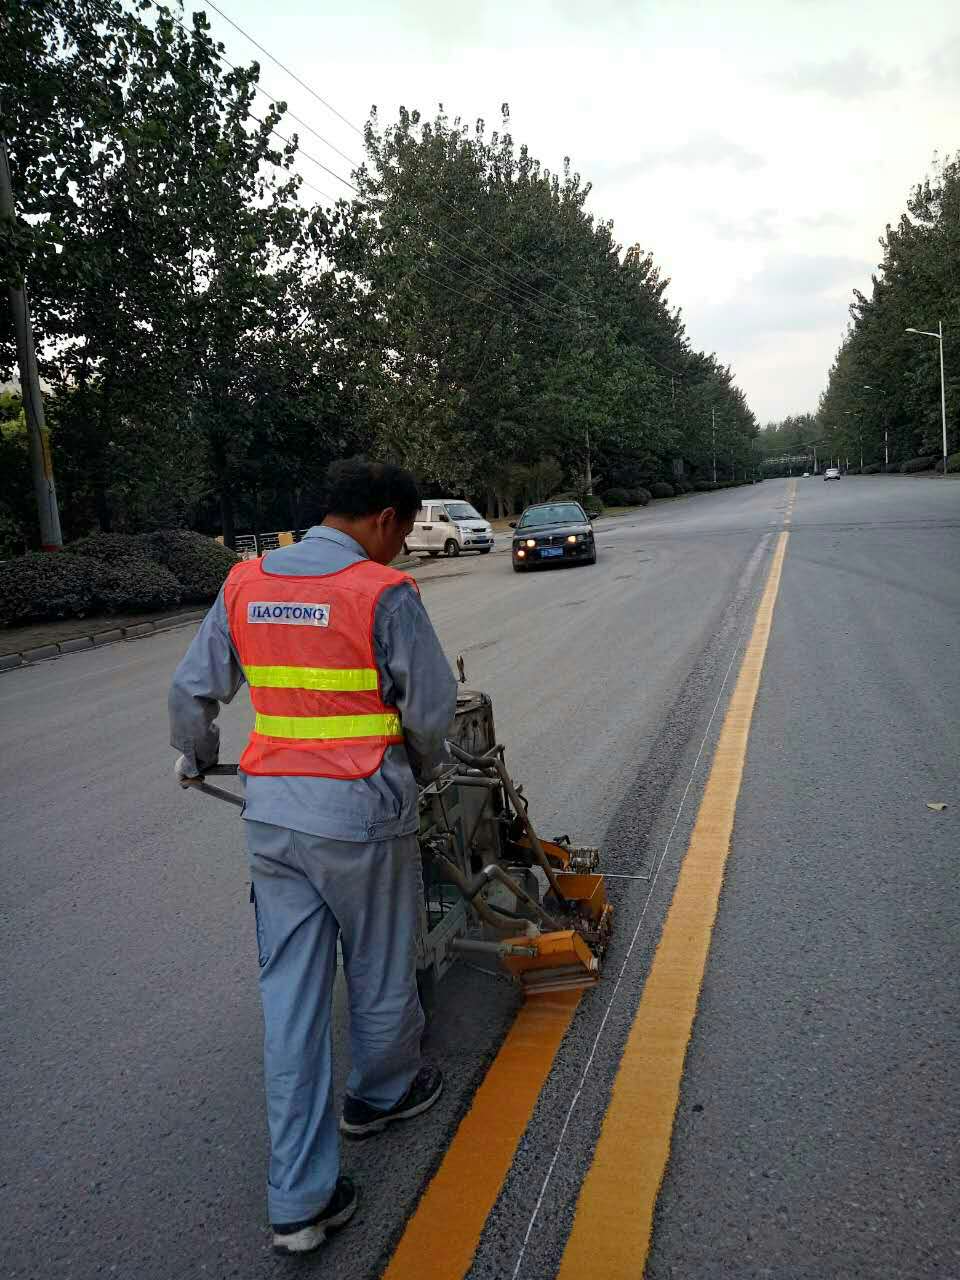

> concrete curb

[{"left": 0, "top": 608, "right": 208, "bottom": 674}]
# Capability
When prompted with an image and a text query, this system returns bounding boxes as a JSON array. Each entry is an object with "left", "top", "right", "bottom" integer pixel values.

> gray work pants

[{"left": 243, "top": 820, "right": 425, "bottom": 1224}]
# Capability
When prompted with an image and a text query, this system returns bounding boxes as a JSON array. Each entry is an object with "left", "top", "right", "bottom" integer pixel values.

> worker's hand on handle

[
  {"left": 175, "top": 753, "right": 216, "bottom": 788},
  {"left": 413, "top": 741, "right": 455, "bottom": 785}
]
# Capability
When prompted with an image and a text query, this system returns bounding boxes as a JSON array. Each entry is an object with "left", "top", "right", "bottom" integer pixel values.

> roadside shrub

[
  {"left": 846, "top": 466, "right": 862, "bottom": 475},
  {"left": 900, "top": 456, "right": 938, "bottom": 474},
  {"left": 137, "top": 529, "right": 239, "bottom": 602},
  {"left": 602, "top": 488, "right": 631, "bottom": 506},
  {"left": 883, "top": 462, "right": 901, "bottom": 473},
  {"left": 674, "top": 476, "right": 694, "bottom": 494},
  {"left": 69, "top": 532, "right": 146, "bottom": 563},
  {"left": 947, "top": 451, "right": 960, "bottom": 473},
  {"left": 862, "top": 462, "right": 882, "bottom": 474},
  {"left": 584, "top": 498, "right": 605, "bottom": 517},
  {"left": 90, "top": 557, "right": 182, "bottom": 613},
  {"left": 694, "top": 479, "right": 718, "bottom": 492},
  {"left": 626, "top": 487, "right": 651, "bottom": 506},
  {"left": 650, "top": 481, "right": 675, "bottom": 499},
  {"left": 0, "top": 551, "right": 98, "bottom": 625}
]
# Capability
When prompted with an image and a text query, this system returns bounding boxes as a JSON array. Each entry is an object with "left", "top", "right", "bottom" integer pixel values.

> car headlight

[
  {"left": 516, "top": 549, "right": 526, "bottom": 558},
  {"left": 525, "top": 539, "right": 536, "bottom": 548},
  {"left": 567, "top": 534, "right": 577, "bottom": 544}
]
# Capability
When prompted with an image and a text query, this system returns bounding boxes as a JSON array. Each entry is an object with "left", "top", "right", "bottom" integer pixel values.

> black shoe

[
  {"left": 340, "top": 1065, "right": 443, "bottom": 1138},
  {"left": 272, "top": 1175, "right": 358, "bottom": 1255}
]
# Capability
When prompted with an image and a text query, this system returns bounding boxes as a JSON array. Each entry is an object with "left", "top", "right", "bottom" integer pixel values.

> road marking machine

[{"left": 182, "top": 687, "right": 611, "bottom": 997}]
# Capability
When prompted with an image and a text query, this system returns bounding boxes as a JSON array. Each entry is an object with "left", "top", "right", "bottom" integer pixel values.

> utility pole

[
  {"left": 584, "top": 426, "right": 593, "bottom": 495},
  {"left": 711, "top": 407, "right": 717, "bottom": 484},
  {"left": 0, "top": 135, "right": 63, "bottom": 549}
]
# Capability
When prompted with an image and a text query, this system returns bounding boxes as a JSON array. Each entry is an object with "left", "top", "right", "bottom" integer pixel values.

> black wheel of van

[{"left": 444, "top": 539, "right": 460, "bottom": 557}]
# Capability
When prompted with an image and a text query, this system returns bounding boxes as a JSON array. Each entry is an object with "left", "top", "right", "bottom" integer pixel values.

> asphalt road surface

[{"left": 2, "top": 476, "right": 958, "bottom": 1279}]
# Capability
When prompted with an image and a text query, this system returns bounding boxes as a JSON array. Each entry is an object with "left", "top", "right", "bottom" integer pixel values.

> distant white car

[
  {"left": 802, "top": 471, "right": 810, "bottom": 477},
  {"left": 824, "top": 467, "right": 841, "bottom": 481}
]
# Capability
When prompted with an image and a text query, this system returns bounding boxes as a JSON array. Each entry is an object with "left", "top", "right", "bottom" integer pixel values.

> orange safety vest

[{"left": 224, "top": 557, "right": 414, "bottom": 780}]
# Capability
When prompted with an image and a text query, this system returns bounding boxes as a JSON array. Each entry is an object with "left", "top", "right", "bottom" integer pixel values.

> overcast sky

[{"left": 206, "top": 0, "right": 960, "bottom": 424}]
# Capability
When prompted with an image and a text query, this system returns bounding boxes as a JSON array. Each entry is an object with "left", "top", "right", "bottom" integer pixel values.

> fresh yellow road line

[
  {"left": 556, "top": 531, "right": 790, "bottom": 1280},
  {"left": 383, "top": 989, "right": 582, "bottom": 1280}
]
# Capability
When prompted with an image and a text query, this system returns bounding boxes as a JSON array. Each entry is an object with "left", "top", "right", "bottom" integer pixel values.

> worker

[{"left": 168, "top": 460, "right": 458, "bottom": 1255}]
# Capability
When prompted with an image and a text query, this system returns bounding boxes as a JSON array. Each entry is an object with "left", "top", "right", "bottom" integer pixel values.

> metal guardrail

[{"left": 217, "top": 530, "right": 310, "bottom": 559}]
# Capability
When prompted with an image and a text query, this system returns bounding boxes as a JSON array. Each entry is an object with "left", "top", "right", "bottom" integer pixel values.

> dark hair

[{"left": 323, "top": 459, "right": 421, "bottom": 521}]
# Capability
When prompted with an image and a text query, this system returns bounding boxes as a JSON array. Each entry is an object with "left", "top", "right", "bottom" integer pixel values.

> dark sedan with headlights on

[{"left": 510, "top": 500, "right": 597, "bottom": 572}]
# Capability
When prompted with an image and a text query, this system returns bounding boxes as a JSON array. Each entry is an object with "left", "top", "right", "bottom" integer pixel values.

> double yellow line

[
  {"left": 557, "top": 529, "right": 789, "bottom": 1276},
  {"left": 385, "top": 531, "right": 791, "bottom": 1280}
]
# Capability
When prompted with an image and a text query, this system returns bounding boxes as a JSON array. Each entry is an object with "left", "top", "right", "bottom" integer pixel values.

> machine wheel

[
  {"left": 444, "top": 539, "right": 460, "bottom": 557},
  {"left": 428, "top": 550, "right": 441, "bottom": 558}
]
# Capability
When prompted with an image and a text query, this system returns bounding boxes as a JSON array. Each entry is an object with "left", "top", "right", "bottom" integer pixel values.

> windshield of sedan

[
  {"left": 517, "top": 502, "right": 585, "bottom": 528},
  {"left": 444, "top": 502, "right": 482, "bottom": 521}
]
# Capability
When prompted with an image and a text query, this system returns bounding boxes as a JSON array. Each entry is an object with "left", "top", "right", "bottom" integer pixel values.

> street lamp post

[
  {"left": 905, "top": 323, "right": 949, "bottom": 476},
  {"left": 711, "top": 406, "right": 717, "bottom": 485}
]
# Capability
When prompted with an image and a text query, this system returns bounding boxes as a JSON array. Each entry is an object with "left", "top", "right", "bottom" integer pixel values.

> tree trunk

[
  {"left": 93, "top": 479, "right": 112, "bottom": 533},
  {"left": 220, "top": 486, "right": 235, "bottom": 549},
  {"left": 288, "top": 488, "right": 301, "bottom": 539}
]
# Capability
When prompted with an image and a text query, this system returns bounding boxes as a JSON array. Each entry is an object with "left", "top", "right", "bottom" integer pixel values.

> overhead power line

[
  {"left": 196, "top": 1, "right": 594, "bottom": 318},
  {"left": 204, "top": 0, "right": 364, "bottom": 138},
  {"left": 201, "top": 0, "right": 692, "bottom": 374},
  {"left": 167, "top": 7, "right": 575, "bottom": 328},
  {"left": 184, "top": 0, "right": 690, "bottom": 367}
]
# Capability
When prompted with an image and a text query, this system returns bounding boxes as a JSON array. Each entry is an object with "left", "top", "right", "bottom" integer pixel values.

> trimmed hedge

[
  {"left": 602, "top": 486, "right": 652, "bottom": 507},
  {"left": 862, "top": 462, "right": 882, "bottom": 474},
  {"left": 0, "top": 552, "right": 99, "bottom": 624},
  {"left": 137, "top": 530, "right": 239, "bottom": 602},
  {"left": 70, "top": 532, "right": 147, "bottom": 563},
  {"left": 1, "top": 528, "right": 238, "bottom": 627},
  {"left": 602, "top": 488, "right": 631, "bottom": 506},
  {"left": 650, "top": 481, "right": 675, "bottom": 499},
  {"left": 673, "top": 476, "right": 694, "bottom": 494},
  {"left": 0, "top": 548, "right": 184, "bottom": 625},
  {"left": 694, "top": 479, "right": 718, "bottom": 492},
  {"left": 934, "top": 453, "right": 960, "bottom": 473},
  {"left": 91, "top": 557, "right": 182, "bottom": 613},
  {"left": 900, "top": 456, "right": 938, "bottom": 474}
]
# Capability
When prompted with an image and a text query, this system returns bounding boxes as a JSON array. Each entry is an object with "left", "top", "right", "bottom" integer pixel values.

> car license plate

[{"left": 540, "top": 547, "right": 564, "bottom": 558}]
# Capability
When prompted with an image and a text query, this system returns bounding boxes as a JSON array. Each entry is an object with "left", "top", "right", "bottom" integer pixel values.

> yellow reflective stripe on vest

[
  {"left": 245, "top": 665, "right": 379, "bottom": 692},
  {"left": 254, "top": 712, "right": 402, "bottom": 740}
]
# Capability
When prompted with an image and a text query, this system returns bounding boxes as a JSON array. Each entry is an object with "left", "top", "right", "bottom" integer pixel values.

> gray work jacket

[{"left": 168, "top": 526, "right": 457, "bottom": 841}]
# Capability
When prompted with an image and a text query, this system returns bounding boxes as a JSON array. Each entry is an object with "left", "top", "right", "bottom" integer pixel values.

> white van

[{"left": 404, "top": 499, "right": 494, "bottom": 557}]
